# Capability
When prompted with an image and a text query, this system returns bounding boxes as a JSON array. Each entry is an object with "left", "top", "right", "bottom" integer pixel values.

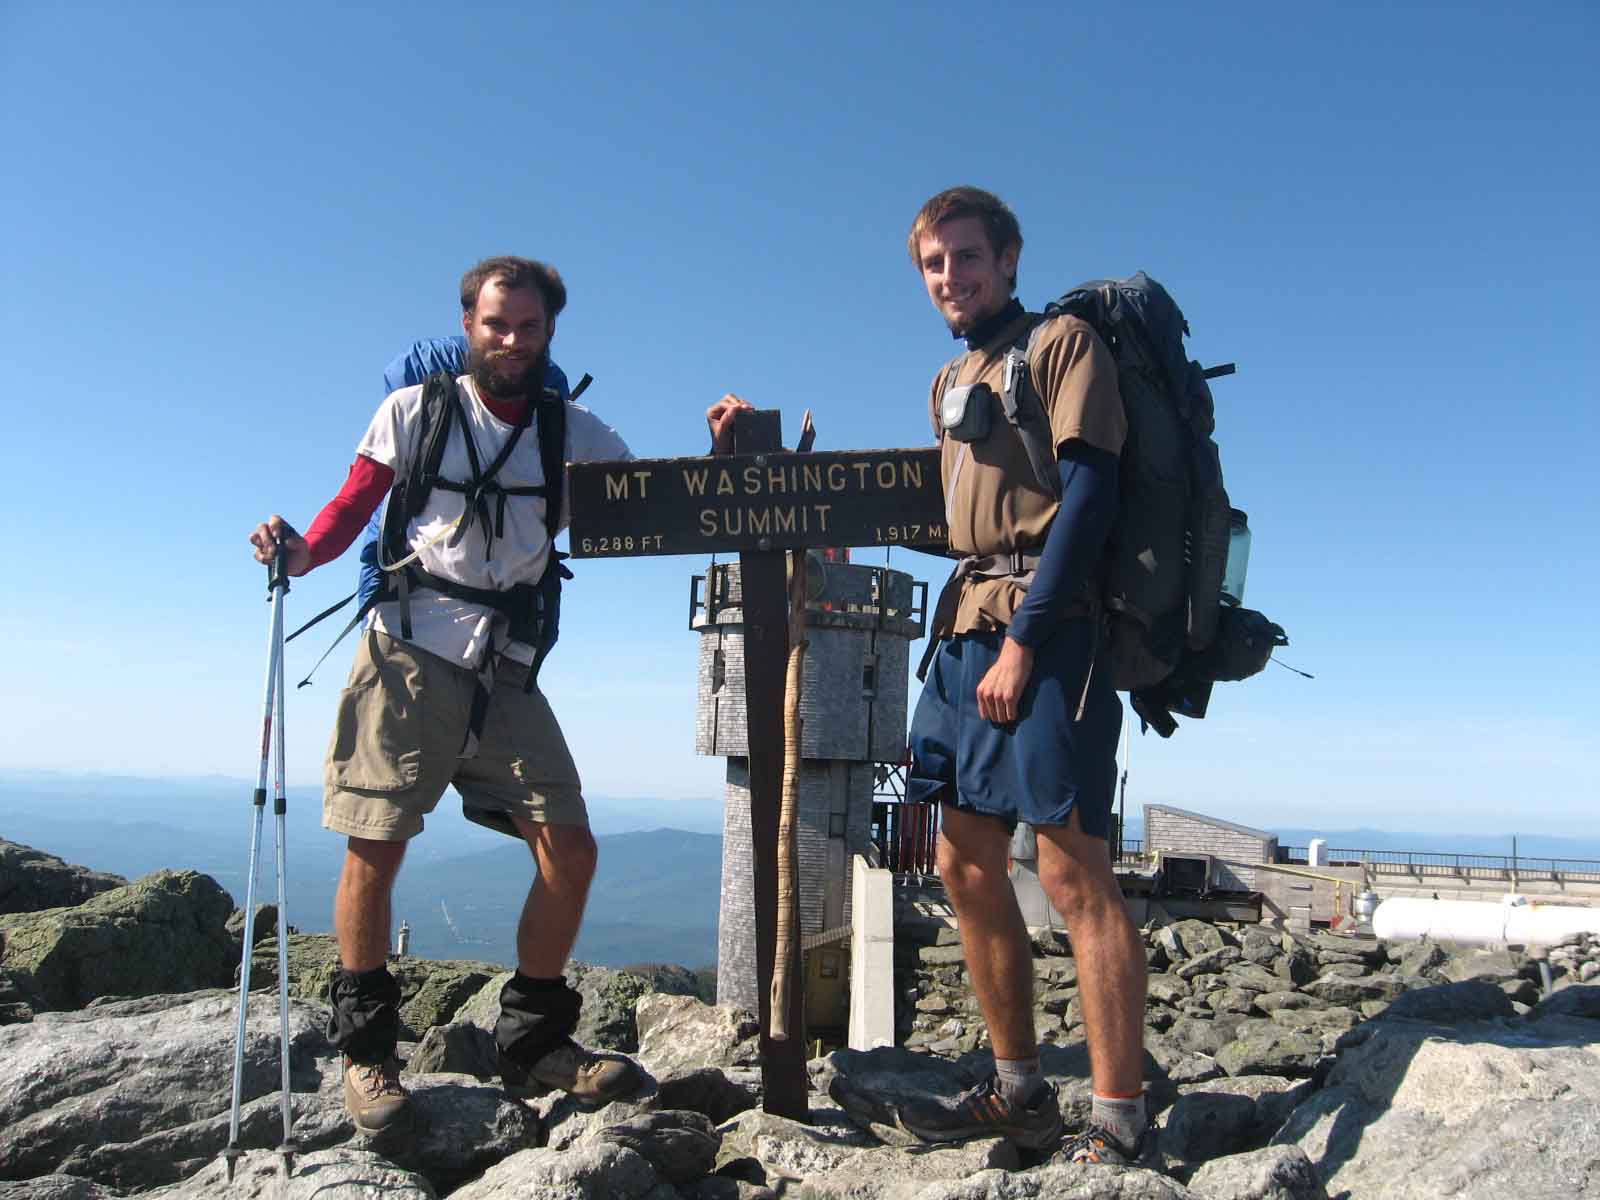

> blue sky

[{"left": 2, "top": 3, "right": 1595, "bottom": 837}]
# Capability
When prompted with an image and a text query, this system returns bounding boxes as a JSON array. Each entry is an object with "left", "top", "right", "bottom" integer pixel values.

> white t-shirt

[{"left": 357, "top": 375, "right": 632, "bottom": 666}]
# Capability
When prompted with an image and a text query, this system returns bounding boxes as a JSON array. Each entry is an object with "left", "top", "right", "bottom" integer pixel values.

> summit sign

[{"left": 568, "top": 447, "right": 946, "bottom": 557}]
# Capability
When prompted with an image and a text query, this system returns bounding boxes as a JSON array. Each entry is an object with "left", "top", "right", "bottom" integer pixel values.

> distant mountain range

[
  {"left": 1, "top": 770, "right": 723, "bottom": 968},
  {"left": 6, "top": 769, "right": 1599, "bottom": 970}
]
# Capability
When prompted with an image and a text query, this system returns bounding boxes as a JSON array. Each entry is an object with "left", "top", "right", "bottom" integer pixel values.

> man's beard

[{"left": 469, "top": 345, "right": 545, "bottom": 400}]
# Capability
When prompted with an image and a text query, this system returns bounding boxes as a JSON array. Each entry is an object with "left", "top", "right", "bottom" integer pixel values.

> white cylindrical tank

[
  {"left": 1308, "top": 838, "right": 1326, "bottom": 867},
  {"left": 1373, "top": 897, "right": 1600, "bottom": 946}
]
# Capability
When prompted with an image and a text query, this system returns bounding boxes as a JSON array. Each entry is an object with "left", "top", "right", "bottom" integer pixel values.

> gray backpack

[{"left": 934, "top": 272, "right": 1286, "bottom": 735}]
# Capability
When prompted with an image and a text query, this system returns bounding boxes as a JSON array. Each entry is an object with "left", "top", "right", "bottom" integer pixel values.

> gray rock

[
  {"left": 1207, "top": 988, "right": 1258, "bottom": 1016},
  {"left": 657, "top": 1066, "right": 760, "bottom": 1124},
  {"left": 636, "top": 993, "right": 760, "bottom": 1078},
  {"left": 1186, "top": 1144, "right": 1328, "bottom": 1200},
  {"left": 826, "top": 1046, "right": 972, "bottom": 1131},
  {"left": 1238, "top": 928, "right": 1281, "bottom": 968},
  {"left": 441, "top": 1141, "right": 666, "bottom": 1199},
  {"left": 1313, "top": 961, "right": 1369, "bottom": 979},
  {"left": 0, "top": 991, "right": 330, "bottom": 1181},
  {"left": 0, "top": 1176, "right": 122, "bottom": 1200},
  {"left": 1145, "top": 973, "right": 1190, "bottom": 1006},
  {"left": 1274, "top": 1013, "right": 1600, "bottom": 1198},
  {"left": 717, "top": 1108, "right": 877, "bottom": 1181},
  {"left": 1176, "top": 946, "right": 1242, "bottom": 981},
  {"left": 1145, "top": 1036, "right": 1223, "bottom": 1086},
  {"left": 142, "top": 1148, "right": 436, "bottom": 1198},
  {"left": 407, "top": 1019, "right": 499, "bottom": 1078},
  {"left": 1216, "top": 1027, "right": 1322, "bottom": 1078},
  {"left": 1380, "top": 980, "right": 1514, "bottom": 1024},
  {"left": 1301, "top": 933, "right": 1384, "bottom": 967},
  {"left": 0, "top": 870, "right": 235, "bottom": 1009},
  {"left": 1251, "top": 991, "right": 1316, "bottom": 1014},
  {"left": 1526, "top": 982, "right": 1600, "bottom": 1022},
  {"left": 1273, "top": 948, "right": 1317, "bottom": 988},
  {"left": 384, "top": 1075, "right": 544, "bottom": 1192},
  {"left": 593, "top": 1109, "right": 721, "bottom": 1183},
  {"left": 1441, "top": 947, "right": 1525, "bottom": 984},
  {"left": 1222, "top": 963, "right": 1281, "bottom": 995},
  {"left": 225, "top": 904, "right": 279, "bottom": 949},
  {"left": 1394, "top": 939, "right": 1448, "bottom": 979},
  {"left": 1300, "top": 974, "right": 1404, "bottom": 1008},
  {"left": 801, "top": 1139, "right": 1020, "bottom": 1198},
  {"left": 0, "top": 840, "right": 124, "bottom": 915},
  {"left": 0, "top": 965, "right": 45, "bottom": 1025},
  {"left": 1169, "top": 919, "right": 1228, "bottom": 958},
  {"left": 1267, "top": 1008, "right": 1359, "bottom": 1036},
  {"left": 920, "top": 945, "right": 968, "bottom": 967},
  {"left": 905, "top": 1161, "right": 1196, "bottom": 1198},
  {"left": 1166, "top": 1016, "right": 1243, "bottom": 1059}
]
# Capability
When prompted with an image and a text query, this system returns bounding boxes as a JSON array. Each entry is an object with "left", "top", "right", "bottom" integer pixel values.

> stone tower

[{"left": 691, "top": 553, "right": 925, "bottom": 1010}]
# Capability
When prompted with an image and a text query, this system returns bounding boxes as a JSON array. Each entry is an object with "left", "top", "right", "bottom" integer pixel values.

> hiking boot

[
  {"left": 898, "top": 1075, "right": 1064, "bottom": 1150},
  {"left": 1053, "top": 1120, "right": 1162, "bottom": 1169},
  {"left": 343, "top": 1055, "right": 412, "bottom": 1137},
  {"left": 501, "top": 1038, "right": 644, "bottom": 1107}
]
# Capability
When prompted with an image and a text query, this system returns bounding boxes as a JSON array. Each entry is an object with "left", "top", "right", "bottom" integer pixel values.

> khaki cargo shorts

[{"left": 323, "top": 629, "right": 587, "bottom": 841}]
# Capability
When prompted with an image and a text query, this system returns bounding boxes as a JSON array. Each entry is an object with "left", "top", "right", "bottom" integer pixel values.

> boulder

[
  {"left": 407, "top": 1019, "right": 499, "bottom": 1078},
  {"left": 0, "top": 965, "right": 45, "bottom": 1025},
  {"left": 449, "top": 1137, "right": 666, "bottom": 1199},
  {"left": 716, "top": 1108, "right": 877, "bottom": 1182},
  {"left": 591, "top": 1109, "right": 721, "bottom": 1183},
  {"left": 1301, "top": 974, "right": 1405, "bottom": 1008},
  {"left": 0, "top": 992, "right": 331, "bottom": 1184},
  {"left": 0, "top": 1177, "right": 122, "bottom": 1200},
  {"left": 826, "top": 1046, "right": 973, "bottom": 1134},
  {"left": 0, "top": 841, "right": 124, "bottom": 916},
  {"left": 1163, "top": 1076, "right": 1311, "bottom": 1163},
  {"left": 656, "top": 1066, "right": 760, "bottom": 1124},
  {"left": 1380, "top": 980, "right": 1514, "bottom": 1024},
  {"left": 1185, "top": 1144, "right": 1328, "bottom": 1200},
  {"left": 0, "top": 870, "right": 235, "bottom": 1010},
  {"left": 1176, "top": 946, "right": 1242, "bottom": 981},
  {"left": 1274, "top": 1012, "right": 1600, "bottom": 1198},
  {"left": 141, "top": 1149, "right": 436, "bottom": 1199},
  {"left": 636, "top": 993, "right": 760, "bottom": 1078},
  {"left": 1440, "top": 947, "right": 1526, "bottom": 984},
  {"left": 907, "top": 1162, "right": 1196, "bottom": 1198},
  {"left": 800, "top": 1138, "right": 1020, "bottom": 1198},
  {"left": 1216, "top": 1025, "right": 1323, "bottom": 1078},
  {"left": 1168, "top": 919, "right": 1228, "bottom": 958}
]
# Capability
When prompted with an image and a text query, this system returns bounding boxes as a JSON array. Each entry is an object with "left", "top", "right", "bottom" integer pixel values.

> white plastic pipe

[{"left": 1373, "top": 897, "right": 1600, "bottom": 946}]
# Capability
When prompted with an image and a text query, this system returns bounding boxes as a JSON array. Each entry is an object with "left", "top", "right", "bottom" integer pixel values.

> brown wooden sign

[{"left": 568, "top": 447, "right": 946, "bottom": 558}]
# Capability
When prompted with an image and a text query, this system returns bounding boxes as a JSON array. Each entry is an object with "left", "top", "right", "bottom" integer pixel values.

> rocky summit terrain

[{"left": 1, "top": 836, "right": 1597, "bottom": 1199}]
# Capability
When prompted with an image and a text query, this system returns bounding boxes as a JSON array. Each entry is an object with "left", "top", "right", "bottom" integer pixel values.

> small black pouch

[{"left": 940, "top": 382, "right": 994, "bottom": 443}]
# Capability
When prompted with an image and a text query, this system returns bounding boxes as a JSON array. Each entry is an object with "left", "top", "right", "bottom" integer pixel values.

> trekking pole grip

[{"left": 267, "top": 538, "right": 292, "bottom": 594}]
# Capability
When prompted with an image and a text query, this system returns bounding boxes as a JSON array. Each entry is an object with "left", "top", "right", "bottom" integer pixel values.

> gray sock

[
  {"left": 994, "top": 1056, "right": 1045, "bottom": 1105},
  {"left": 1091, "top": 1092, "right": 1146, "bottom": 1148}
]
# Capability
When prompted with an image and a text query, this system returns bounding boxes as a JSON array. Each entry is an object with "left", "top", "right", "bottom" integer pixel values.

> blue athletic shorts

[{"left": 907, "top": 622, "right": 1121, "bottom": 836}]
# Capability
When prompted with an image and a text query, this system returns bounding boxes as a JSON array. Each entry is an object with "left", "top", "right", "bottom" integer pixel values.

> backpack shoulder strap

[
  {"left": 999, "top": 320, "right": 1061, "bottom": 498},
  {"left": 930, "top": 352, "right": 968, "bottom": 441}
]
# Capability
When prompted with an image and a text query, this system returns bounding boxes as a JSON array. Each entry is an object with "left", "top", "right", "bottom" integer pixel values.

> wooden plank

[
  {"left": 734, "top": 411, "right": 808, "bottom": 1119},
  {"left": 568, "top": 447, "right": 945, "bottom": 557}
]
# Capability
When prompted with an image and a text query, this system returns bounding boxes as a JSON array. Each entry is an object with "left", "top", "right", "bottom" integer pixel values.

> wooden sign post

[{"left": 568, "top": 412, "right": 944, "bottom": 1119}]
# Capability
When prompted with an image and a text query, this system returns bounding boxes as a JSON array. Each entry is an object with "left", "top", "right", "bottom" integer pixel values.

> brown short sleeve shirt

[{"left": 933, "top": 312, "right": 1126, "bottom": 634}]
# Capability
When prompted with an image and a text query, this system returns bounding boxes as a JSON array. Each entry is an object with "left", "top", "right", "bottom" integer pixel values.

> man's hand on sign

[
  {"left": 707, "top": 393, "right": 755, "bottom": 455},
  {"left": 248, "top": 515, "right": 312, "bottom": 577},
  {"left": 975, "top": 637, "right": 1035, "bottom": 726}
]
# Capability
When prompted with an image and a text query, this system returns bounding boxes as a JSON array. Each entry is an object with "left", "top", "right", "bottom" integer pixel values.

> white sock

[
  {"left": 994, "top": 1056, "right": 1044, "bottom": 1104},
  {"left": 1091, "top": 1091, "right": 1146, "bottom": 1148}
]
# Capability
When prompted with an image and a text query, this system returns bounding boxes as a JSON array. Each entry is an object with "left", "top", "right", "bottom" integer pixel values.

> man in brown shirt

[{"left": 896, "top": 188, "right": 1153, "bottom": 1167}]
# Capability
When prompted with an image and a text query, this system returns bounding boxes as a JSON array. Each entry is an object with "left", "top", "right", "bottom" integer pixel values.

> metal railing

[{"left": 1277, "top": 846, "right": 1600, "bottom": 884}]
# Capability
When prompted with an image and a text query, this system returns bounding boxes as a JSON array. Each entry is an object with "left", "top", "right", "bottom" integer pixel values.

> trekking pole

[{"left": 222, "top": 541, "right": 297, "bottom": 1181}]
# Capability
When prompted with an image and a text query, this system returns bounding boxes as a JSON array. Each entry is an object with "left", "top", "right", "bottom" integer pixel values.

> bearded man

[{"left": 249, "top": 256, "right": 641, "bottom": 1138}]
